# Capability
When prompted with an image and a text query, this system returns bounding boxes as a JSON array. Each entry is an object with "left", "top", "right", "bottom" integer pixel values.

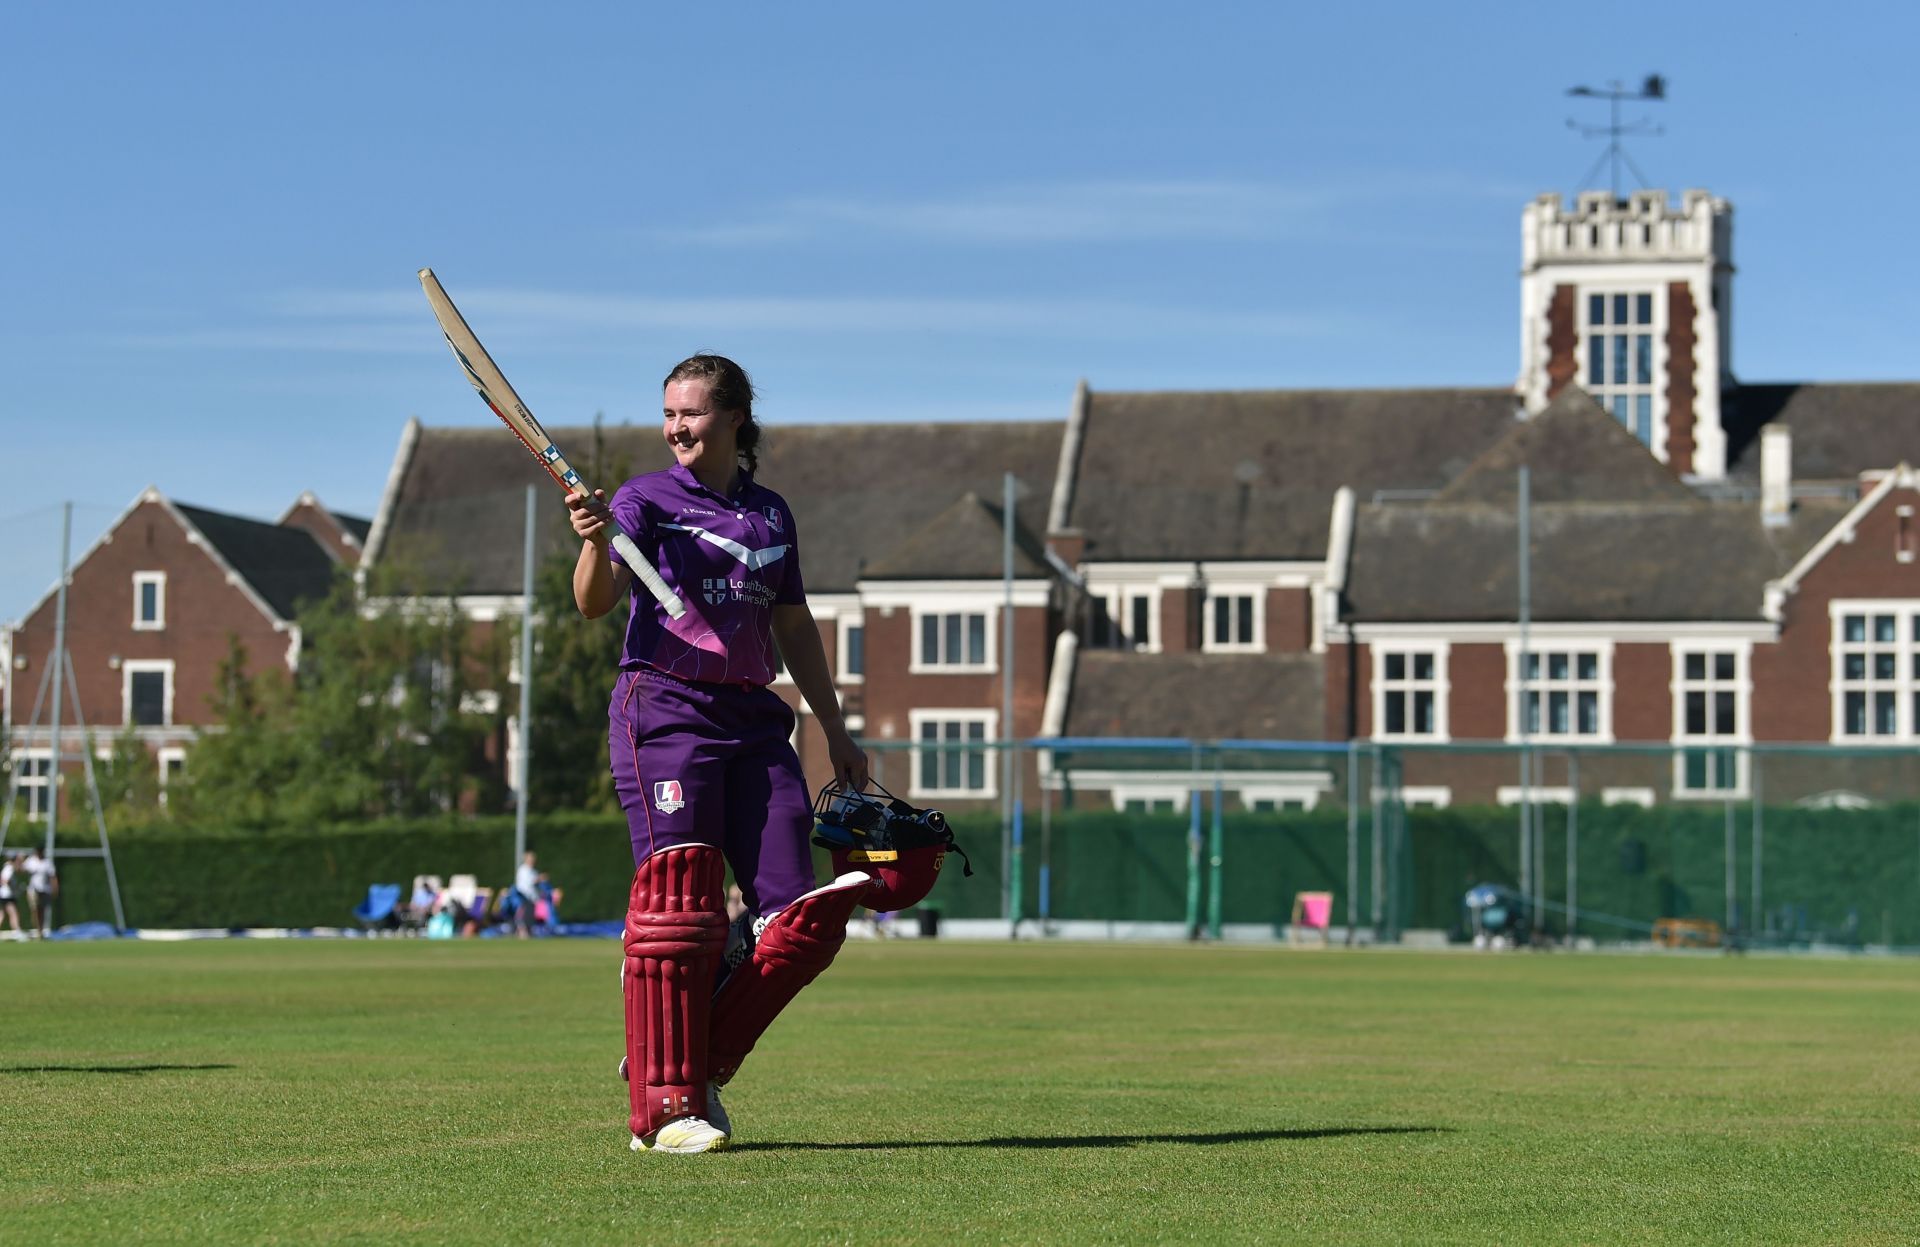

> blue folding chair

[{"left": 353, "top": 883, "right": 403, "bottom": 934}]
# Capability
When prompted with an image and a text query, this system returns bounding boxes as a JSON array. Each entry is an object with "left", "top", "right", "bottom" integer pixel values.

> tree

[
  {"left": 176, "top": 564, "right": 506, "bottom": 827},
  {"left": 92, "top": 725, "right": 164, "bottom": 829},
  {"left": 521, "top": 414, "right": 634, "bottom": 814}
]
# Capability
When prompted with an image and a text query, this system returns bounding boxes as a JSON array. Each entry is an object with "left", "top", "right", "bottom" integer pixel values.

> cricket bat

[{"left": 418, "top": 268, "right": 686, "bottom": 618}]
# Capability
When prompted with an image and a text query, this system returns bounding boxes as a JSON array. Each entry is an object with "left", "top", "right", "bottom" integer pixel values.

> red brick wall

[
  {"left": 1267, "top": 587, "right": 1311, "bottom": 653},
  {"left": 1665, "top": 282, "right": 1698, "bottom": 475},
  {"left": 280, "top": 501, "right": 361, "bottom": 567},
  {"left": 1161, "top": 587, "right": 1194, "bottom": 653},
  {"left": 1753, "top": 483, "right": 1920, "bottom": 741},
  {"left": 855, "top": 600, "right": 1053, "bottom": 807},
  {"left": 1545, "top": 284, "right": 1578, "bottom": 401},
  {"left": 1612, "top": 644, "right": 1672, "bottom": 742},
  {"left": 1447, "top": 643, "right": 1508, "bottom": 739},
  {"left": 9, "top": 499, "right": 292, "bottom": 733}
]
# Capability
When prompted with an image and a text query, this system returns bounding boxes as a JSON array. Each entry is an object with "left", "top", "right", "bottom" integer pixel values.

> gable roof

[
  {"left": 1436, "top": 387, "right": 1697, "bottom": 505},
  {"left": 368, "top": 420, "right": 1065, "bottom": 595},
  {"left": 860, "top": 491, "right": 1051, "bottom": 580},
  {"left": 9, "top": 489, "right": 339, "bottom": 633},
  {"left": 174, "top": 503, "right": 342, "bottom": 621},
  {"left": 1061, "top": 650, "right": 1326, "bottom": 740},
  {"left": 1345, "top": 497, "right": 1850, "bottom": 624},
  {"left": 1064, "top": 387, "right": 1520, "bottom": 561},
  {"left": 1724, "top": 383, "right": 1920, "bottom": 483}
]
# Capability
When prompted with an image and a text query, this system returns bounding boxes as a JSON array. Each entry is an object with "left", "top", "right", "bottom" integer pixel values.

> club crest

[
  {"left": 703, "top": 577, "right": 730, "bottom": 606},
  {"left": 653, "top": 780, "right": 686, "bottom": 813},
  {"left": 763, "top": 507, "right": 784, "bottom": 533}
]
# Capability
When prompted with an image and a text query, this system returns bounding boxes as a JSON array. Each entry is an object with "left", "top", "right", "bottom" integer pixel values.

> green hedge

[{"left": 27, "top": 801, "right": 1920, "bottom": 943}]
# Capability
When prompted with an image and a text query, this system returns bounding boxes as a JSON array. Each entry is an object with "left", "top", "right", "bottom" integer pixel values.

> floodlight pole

[
  {"left": 45, "top": 502, "right": 71, "bottom": 861},
  {"left": 1003, "top": 472, "right": 1021, "bottom": 936},
  {"left": 513, "top": 485, "right": 534, "bottom": 872},
  {"left": 1517, "top": 468, "right": 1532, "bottom": 924}
]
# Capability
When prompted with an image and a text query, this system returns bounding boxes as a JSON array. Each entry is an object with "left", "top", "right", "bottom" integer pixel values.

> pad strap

[
  {"left": 624, "top": 844, "right": 728, "bottom": 1138},
  {"left": 708, "top": 872, "right": 869, "bottom": 1084}
]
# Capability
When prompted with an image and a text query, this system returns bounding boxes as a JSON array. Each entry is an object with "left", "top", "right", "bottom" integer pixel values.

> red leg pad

[
  {"left": 708, "top": 873, "right": 870, "bottom": 1084},
  {"left": 624, "top": 844, "right": 728, "bottom": 1139}
]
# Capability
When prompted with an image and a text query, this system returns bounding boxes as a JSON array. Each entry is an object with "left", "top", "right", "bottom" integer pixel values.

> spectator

[
  {"left": 406, "top": 877, "right": 440, "bottom": 934},
  {"left": 0, "top": 853, "right": 22, "bottom": 939},
  {"left": 513, "top": 851, "right": 540, "bottom": 939},
  {"left": 534, "top": 874, "right": 564, "bottom": 934},
  {"left": 22, "top": 848, "right": 57, "bottom": 939}
]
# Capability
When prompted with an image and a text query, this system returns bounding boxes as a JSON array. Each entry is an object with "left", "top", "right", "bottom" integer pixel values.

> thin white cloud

[
  {"left": 652, "top": 175, "right": 1534, "bottom": 247},
  {"left": 119, "top": 287, "right": 1351, "bottom": 352}
]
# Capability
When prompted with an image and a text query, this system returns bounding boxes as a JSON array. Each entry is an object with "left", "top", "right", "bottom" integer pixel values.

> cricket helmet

[{"left": 811, "top": 780, "right": 972, "bottom": 912}]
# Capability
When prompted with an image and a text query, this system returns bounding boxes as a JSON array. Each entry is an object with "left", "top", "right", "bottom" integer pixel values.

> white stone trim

[
  {"left": 122, "top": 659, "right": 176, "bottom": 728},
  {"left": 908, "top": 605, "right": 997, "bottom": 675},
  {"left": 907, "top": 708, "right": 999, "bottom": 800},
  {"left": 1601, "top": 786, "right": 1656, "bottom": 808},
  {"left": 1497, "top": 785, "right": 1576, "bottom": 806},
  {"left": 132, "top": 571, "right": 167, "bottom": 631},
  {"left": 1828, "top": 599, "right": 1920, "bottom": 745},
  {"left": 1765, "top": 467, "right": 1914, "bottom": 622},
  {"left": 1336, "top": 620, "right": 1774, "bottom": 643},
  {"left": 1371, "top": 641, "right": 1451, "bottom": 743},
  {"left": 1200, "top": 586, "right": 1265, "bottom": 653},
  {"left": 835, "top": 613, "right": 866, "bottom": 683},
  {"left": 1504, "top": 638, "right": 1614, "bottom": 744}
]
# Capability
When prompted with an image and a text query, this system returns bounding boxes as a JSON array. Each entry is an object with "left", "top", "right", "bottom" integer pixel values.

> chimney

[{"left": 1761, "top": 425, "right": 1792, "bottom": 526}]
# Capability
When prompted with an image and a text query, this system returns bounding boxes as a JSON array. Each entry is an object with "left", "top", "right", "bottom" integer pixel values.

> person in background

[
  {"left": 0, "top": 853, "right": 23, "bottom": 939},
  {"left": 513, "top": 851, "right": 540, "bottom": 939},
  {"left": 22, "top": 848, "right": 57, "bottom": 939}
]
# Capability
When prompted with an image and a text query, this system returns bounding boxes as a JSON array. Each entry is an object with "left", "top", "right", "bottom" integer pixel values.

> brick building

[
  {"left": 3, "top": 489, "right": 363, "bottom": 819},
  {"left": 363, "top": 187, "right": 1918, "bottom": 813}
]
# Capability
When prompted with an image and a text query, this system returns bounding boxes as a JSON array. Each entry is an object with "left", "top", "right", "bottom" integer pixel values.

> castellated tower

[{"left": 1517, "top": 189, "right": 1735, "bottom": 479}]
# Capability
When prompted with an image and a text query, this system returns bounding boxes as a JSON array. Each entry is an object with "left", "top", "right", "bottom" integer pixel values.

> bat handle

[{"left": 610, "top": 526, "right": 688, "bottom": 619}]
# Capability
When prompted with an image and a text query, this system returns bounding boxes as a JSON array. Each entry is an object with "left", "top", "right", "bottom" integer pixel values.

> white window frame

[
  {"left": 1830, "top": 601, "right": 1920, "bottom": 744},
  {"left": 836, "top": 615, "right": 865, "bottom": 683},
  {"left": 1087, "top": 586, "right": 1162, "bottom": 653},
  {"left": 123, "top": 659, "right": 176, "bottom": 727},
  {"left": 132, "top": 571, "right": 167, "bottom": 631},
  {"left": 911, "top": 608, "right": 996, "bottom": 674},
  {"left": 1372, "top": 642, "right": 1450, "bottom": 742},
  {"left": 1602, "top": 787, "right": 1657, "bottom": 808},
  {"left": 1671, "top": 640, "right": 1751, "bottom": 798},
  {"left": 1579, "top": 287, "right": 1666, "bottom": 451},
  {"left": 1201, "top": 588, "right": 1264, "bottom": 654},
  {"left": 8, "top": 749, "right": 52, "bottom": 819},
  {"left": 907, "top": 708, "right": 998, "bottom": 800},
  {"left": 1506, "top": 640, "right": 1614, "bottom": 743}
]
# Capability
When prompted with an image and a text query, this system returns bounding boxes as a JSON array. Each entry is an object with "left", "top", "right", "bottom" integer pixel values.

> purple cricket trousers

[{"left": 609, "top": 666, "right": 817, "bottom": 916}]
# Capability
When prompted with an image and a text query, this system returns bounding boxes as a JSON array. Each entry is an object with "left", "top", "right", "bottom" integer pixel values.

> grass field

[{"left": 2, "top": 938, "right": 1917, "bottom": 1245}]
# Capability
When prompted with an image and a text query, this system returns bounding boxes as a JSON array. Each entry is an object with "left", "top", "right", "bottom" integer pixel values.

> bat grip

[{"left": 610, "top": 525, "right": 688, "bottom": 619}]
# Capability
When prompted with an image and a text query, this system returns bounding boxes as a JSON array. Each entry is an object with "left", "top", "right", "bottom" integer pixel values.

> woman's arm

[
  {"left": 567, "top": 489, "right": 633, "bottom": 618},
  {"left": 771, "top": 603, "right": 869, "bottom": 790}
]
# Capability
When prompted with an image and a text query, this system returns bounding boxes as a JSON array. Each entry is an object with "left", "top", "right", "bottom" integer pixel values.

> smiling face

[{"left": 662, "top": 378, "right": 744, "bottom": 485}]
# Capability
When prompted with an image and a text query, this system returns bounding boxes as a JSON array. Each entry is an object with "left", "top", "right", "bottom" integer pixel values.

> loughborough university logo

[
  {"left": 703, "top": 577, "right": 729, "bottom": 606},
  {"left": 653, "top": 780, "right": 686, "bottom": 814}
]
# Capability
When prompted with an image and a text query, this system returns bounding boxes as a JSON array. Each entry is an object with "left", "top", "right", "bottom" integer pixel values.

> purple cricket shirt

[{"left": 606, "top": 463, "right": 806, "bottom": 686}]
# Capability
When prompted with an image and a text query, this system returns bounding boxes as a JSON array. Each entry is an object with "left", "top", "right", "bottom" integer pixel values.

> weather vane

[{"left": 1566, "top": 74, "right": 1666, "bottom": 200}]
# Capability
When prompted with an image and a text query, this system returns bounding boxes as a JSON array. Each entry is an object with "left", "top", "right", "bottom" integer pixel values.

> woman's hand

[
  {"left": 824, "top": 723, "right": 870, "bottom": 792},
  {"left": 566, "top": 489, "right": 614, "bottom": 546}
]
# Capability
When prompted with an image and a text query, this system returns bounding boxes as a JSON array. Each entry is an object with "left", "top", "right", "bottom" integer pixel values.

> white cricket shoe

[
  {"left": 618, "top": 1058, "right": 731, "bottom": 1138},
  {"left": 631, "top": 1115, "right": 729, "bottom": 1154}
]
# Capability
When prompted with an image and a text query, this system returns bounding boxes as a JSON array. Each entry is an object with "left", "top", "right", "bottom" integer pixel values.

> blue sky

[{"left": 3, "top": 1, "right": 1914, "bottom": 624}]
